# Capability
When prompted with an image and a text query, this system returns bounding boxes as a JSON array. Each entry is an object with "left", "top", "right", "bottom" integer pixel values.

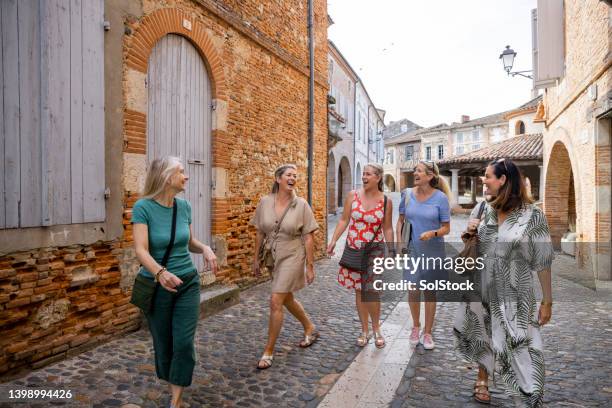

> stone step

[{"left": 199, "top": 284, "right": 240, "bottom": 319}]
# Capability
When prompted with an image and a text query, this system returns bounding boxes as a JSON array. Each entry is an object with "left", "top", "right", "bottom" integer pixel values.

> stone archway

[
  {"left": 327, "top": 152, "right": 336, "bottom": 214},
  {"left": 384, "top": 174, "right": 396, "bottom": 192},
  {"left": 122, "top": 8, "right": 230, "bottom": 284},
  {"left": 544, "top": 140, "right": 578, "bottom": 249},
  {"left": 338, "top": 157, "right": 352, "bottom": 207}
]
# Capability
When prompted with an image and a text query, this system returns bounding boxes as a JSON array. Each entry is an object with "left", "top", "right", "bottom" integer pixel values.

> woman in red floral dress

[{"left": 327, "top": 163, "right": 394, "bottom": 348}]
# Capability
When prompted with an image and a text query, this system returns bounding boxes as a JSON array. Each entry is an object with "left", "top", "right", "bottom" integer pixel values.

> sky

[{"left": 328, "top": 0, "right": 538, "bottom": 128}]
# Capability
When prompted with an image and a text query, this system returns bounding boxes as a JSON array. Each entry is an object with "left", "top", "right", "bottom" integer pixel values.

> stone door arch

[
  {"left": 338, "top": 157, "right": 352, "bottom": 207},
  {"left": 327, "top": 153, "right": 336, "bottom": 214},
  {"left": 544, "top": 140, "right": 578, "bottom": 248},
  {"left": 384, "top": 174, "right": 396, "bottom": 192}
]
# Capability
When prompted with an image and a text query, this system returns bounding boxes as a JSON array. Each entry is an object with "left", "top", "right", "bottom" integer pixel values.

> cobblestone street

[
  {"left": 390, "top": 254, "right": 612, "bottom": 408},
  {"left": 1, "top": 202, "right": 611, "bottom": 407}
]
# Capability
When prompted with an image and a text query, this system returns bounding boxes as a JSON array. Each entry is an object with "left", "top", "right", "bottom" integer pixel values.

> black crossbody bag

[
  {"left": 130, "top": 199, "right": 178, "bottom": 313},
  {"left": 339, "top": 195, "right": 387, "bottom": 273}
]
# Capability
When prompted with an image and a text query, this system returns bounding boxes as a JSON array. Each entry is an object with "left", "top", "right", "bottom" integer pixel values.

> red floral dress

[{"left": 337, "top": 191, "right": 386, "bottom": 290}]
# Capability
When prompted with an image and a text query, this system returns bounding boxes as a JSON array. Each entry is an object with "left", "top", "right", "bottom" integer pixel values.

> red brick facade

[{"left": 0, "top": 0, "right": 328, "bottom": 377}]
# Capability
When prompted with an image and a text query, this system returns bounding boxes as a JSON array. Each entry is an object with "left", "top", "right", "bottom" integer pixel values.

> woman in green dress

[{"left": 454, "top": 158, "right": 554, "bottom": 407}]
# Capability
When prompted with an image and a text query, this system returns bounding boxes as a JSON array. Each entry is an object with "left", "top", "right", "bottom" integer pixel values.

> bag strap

[
  {"left": 404, "top": 188, "right": 411, "bottom": 213},
  {"left": 476, "top": 200, "right": 486, "bottom": 219},
  {"left": 160, "top": 199, "right": 178, "bottom": 267},
  {"left": 367, "top": 195, "right": 387, "bottom": 245},
  {"left": 273, "top": 196, "right": 296, "bottom": 236},
  {"left": 403, "top": 189, "right": 412, "bottom": 244}
]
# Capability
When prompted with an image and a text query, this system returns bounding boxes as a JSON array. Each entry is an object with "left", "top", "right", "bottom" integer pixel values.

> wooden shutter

[
  {"left": 535, "top": 0, "right": 565, "bottom": 88},
  {"left": 1, "top": 0, "right": 104, "bottom": 229}
]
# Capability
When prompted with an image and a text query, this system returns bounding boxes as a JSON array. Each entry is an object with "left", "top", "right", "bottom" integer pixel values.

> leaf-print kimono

[{"left": 454, "top": 203, "right": 554, "bottom": 407}]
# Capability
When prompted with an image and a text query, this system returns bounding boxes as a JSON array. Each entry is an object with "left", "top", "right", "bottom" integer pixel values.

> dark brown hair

[{"left": 487, "top": 158, "right": 533, "bottom": 212}]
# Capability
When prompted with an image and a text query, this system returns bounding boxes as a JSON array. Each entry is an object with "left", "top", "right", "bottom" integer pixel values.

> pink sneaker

[
  {"left": 422, "top": 333, "right": 435, "bottom": 350},
  {"left": 409, "top": 326, "right": 420, "bottom": 346}
]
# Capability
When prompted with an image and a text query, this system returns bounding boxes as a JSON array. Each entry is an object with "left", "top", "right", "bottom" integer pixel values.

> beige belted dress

[{"left": 251, "top": 194, "right": 319, "bottom": 293}]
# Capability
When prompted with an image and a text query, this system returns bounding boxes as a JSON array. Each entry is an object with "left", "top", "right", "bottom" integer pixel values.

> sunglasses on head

[{"left": 495, "top": 158, "right": 508, "bottom": 172}]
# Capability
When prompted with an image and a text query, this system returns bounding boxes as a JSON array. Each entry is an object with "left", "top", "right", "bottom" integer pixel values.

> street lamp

[{"left": 499, "top": 45, "right": 533, "bottom": 79}]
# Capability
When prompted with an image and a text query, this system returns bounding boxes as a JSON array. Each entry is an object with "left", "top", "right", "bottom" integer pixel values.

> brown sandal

[{"left": 473, "top": 380, "right": 491, "bottom": 404}]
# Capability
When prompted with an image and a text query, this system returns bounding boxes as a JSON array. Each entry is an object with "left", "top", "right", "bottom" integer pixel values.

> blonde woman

[
  {"left": 132, "top": 156, "right": 218, "bottom": 408},
  {"left": 396, "top": 161, "right": 451, "bottom": 350},
  {"left": 251, "top": 164, "right": 320, "bottom": 369},
  {"left": 327, "top": 163, "right": 394, "bottom": 348}
]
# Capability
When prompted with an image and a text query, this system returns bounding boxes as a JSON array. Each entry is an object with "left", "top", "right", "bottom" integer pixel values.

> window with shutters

[
  {"left": 438, "top": 145, "right": 444, "bottom": 159},
  {"left": 1, "top": 0, "right": 105, "bottom": 229},
  {"left": 425, "top": 146, "right": 432, "bottom": 161},
  {"left": 405, "top": 145, "right": 414, "bottom": 160}
]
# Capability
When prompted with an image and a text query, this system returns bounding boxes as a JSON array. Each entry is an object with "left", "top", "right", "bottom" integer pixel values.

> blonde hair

[
  {"left": 419, "top": 161, "right": 451, "bottom": 199},
  {"left": 141, "top": 156, "right": 183, "bottom": 199},
  {"left": 271, "top": 164, "right": 297, "bottom": 193},
  {"left": 364, "top": 162, "right": 384, "bottom": 192}
]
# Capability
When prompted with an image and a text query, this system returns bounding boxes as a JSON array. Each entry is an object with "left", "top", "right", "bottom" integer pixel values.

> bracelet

[
  {"left": 434, "top": 231, "right": 438, "bottom": 237},
  {"left": 540, "top": 300, "right": 553, "bottom": 306},
  {"left": 155, "top": 267, "right": 167, "bottom": 282}
]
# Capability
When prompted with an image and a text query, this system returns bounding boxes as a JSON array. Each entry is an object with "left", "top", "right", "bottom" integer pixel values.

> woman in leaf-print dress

[{"left": 454, "top": 158, "right": 554, "bottom": 407}]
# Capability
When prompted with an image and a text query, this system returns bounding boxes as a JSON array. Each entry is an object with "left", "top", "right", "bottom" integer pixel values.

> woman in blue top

[
  {"left": 132, "top": 156, "right": 218, "bottom": 408},
  {"left": 396, "top": 161, "right": 451, "bottom": 350}
]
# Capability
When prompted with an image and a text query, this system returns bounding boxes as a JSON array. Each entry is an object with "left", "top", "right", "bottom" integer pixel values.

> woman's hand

[
  {"left": 306, "top": 265, "right": 315, "bottom": 285},
  {"left": 159, "top": 270, "right": 183, "bottom": 293},
  {"left": 419, "top": 231, "right": 436, "bottom": 241},
  {"left": 538, "top": 303, "right": 552, "bottom": 326},
  {"left": 252, "top": 260, "right": 261, "bottom": 277},
  {"left": 467, "top": 219, "right": 480, "bottom": 232},
  {"left": 203, "top": 245, "right": 218, "bottom": 275},
  {"left": 326, "top": 241, "right": 336, "bottom": 256}
]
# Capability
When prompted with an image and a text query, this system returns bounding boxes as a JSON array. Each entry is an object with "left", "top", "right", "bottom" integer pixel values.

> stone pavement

[
  {"left": 0, "top": 255, "right": 403, "bottom": 407},
  {"left": 389, "top": 253, "right": 612, "bottom": 408},
  {"left": 1, "top": 200, "right": 611, "bottom": 407}
]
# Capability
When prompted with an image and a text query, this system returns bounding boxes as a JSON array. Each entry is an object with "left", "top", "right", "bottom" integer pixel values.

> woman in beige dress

[{"left": 252, "top": 164, "right": 320, "bottom": 369}]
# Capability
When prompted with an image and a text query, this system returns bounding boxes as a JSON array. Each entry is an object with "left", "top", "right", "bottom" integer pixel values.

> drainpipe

[
  {"left": 353, "top": 81, "right": 359, "bottom": 189},
  {"left": 307, "top": 0, "right": 315, "bottom": 205},
  {"left": 366, "top": 106, "right": 370, "bottom": 163}
]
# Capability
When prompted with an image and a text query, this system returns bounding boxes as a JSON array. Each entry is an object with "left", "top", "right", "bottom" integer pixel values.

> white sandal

[
  {"left": 356, "top": 333, "right": 371, "bottom": 347},
  {"left": 257, "top": 354, "right": 274, "bottom": 370}
]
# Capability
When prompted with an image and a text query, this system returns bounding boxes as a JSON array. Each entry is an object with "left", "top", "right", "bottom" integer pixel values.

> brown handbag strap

[{"left": 273, "top": 196, "right": 295, "bottom": 237}]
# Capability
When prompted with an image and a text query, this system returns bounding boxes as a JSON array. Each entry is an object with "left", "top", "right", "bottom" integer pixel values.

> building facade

[
  {"left": 535, "top": 0, "right": 611, "bottom": 280},
  {"left": 0, "top": 0, "right": 329, "bottom": 376},
  {"left": 328, "top": 41, "right": 357, "bottom": 213}
]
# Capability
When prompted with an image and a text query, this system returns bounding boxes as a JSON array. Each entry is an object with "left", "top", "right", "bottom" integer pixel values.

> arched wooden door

[{"left": 147, "top": 34, "right": 212, "bottom": 273}]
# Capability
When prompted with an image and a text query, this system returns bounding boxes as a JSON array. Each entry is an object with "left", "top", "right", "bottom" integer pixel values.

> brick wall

[
  {"left": 0, "top": 0, "right": 328, "bottom": 377},
  {"left": 542, "top": 0, "right": 611, "bottom": 279}
]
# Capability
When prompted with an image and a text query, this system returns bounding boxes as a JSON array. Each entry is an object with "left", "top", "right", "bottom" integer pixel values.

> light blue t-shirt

[
  {"left": 399, "top": 189, "right": 450, "bottom": 278},
  {"left": 131, "top": 198, "right": 196, "bottom": 278}
]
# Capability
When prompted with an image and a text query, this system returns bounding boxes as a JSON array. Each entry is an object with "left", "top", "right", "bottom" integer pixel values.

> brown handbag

[
  {"left": 456, "top": 201, "right": 486, "bottom": 274},
  {"left": 258, "top": 198, "right": 295, "bottom": 270}
]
